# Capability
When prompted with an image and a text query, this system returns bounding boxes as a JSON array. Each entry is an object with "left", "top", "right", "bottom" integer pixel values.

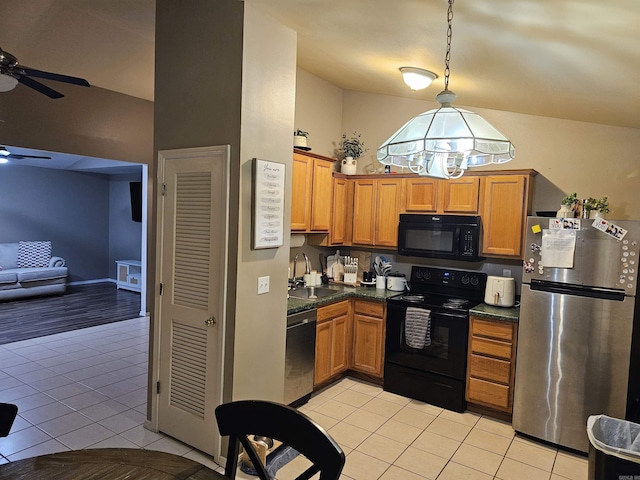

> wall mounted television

[{"left": 130, "top": 181, "right": 142, "bottom": 223}]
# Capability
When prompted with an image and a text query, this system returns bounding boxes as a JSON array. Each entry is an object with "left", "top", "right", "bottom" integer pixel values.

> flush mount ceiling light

[
  {"left": 400, "top": 67, "right": 438, "bottom": 91},
  {"left": 378, "top": 0, "right": 515, "bottom": 179}
]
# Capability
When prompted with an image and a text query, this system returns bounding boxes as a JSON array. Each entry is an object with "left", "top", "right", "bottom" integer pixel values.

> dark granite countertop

[
  {"left": 288, "top": 286, "right": 521, "bottom": 322},
  {"left": 470, "top": 303, "right": 520, "bottom": 323},
  {"left": 287, "top": 284, "right": 398, "bottom": 315}
]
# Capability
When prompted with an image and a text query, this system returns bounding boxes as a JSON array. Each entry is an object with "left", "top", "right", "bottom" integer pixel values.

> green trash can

[{"left": 587, "top": 415, "right": 640, "bottom": 480}]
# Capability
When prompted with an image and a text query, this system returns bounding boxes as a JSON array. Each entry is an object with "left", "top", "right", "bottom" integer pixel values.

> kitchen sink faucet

[{"left": 290, "top": 252, "right": 311, "bottom": 289}]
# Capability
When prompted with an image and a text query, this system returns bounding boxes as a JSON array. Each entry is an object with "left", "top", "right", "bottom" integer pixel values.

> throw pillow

[{"left": 17, "top": 241, "right": 52, "bottom": 268}]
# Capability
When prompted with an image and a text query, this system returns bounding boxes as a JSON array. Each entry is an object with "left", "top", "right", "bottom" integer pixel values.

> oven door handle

[{"left": 408, "top": 310, "right": 466, "bottom": 320}]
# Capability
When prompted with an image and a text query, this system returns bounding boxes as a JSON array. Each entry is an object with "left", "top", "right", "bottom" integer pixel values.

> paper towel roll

[{"left": 290, "top": 234, "right": 306, "bottom": 248}]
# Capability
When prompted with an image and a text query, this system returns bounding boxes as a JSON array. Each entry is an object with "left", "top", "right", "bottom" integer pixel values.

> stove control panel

[{"left": 411, "top": 266, "right": 486, "bottom": 293}]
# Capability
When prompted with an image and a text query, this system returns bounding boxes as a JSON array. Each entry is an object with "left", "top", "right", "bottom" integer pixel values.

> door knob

[{"left": 205, "top": 316, "right": 216, "bottom": 327}]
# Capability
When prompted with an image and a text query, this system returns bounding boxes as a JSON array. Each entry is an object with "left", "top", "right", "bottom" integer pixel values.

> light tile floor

[{"left": 0, "top": 317, "right": 589, "bottom": 479}]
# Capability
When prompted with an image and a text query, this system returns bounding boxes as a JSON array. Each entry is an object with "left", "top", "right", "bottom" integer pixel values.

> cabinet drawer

[
  {"left": 469, "top": 354, "right": 511, "bottom": 384},
  {"left": 470, "top": 336, "right": 512, "bottom": 360},
  {"left": 353, "top": 299, "right": 384, "bottom": 318},
  {"left": 317, "top": 300, "right": 350, "bottom": 322},
  {"left": 471, "top": 318, "right": 513, "bottom": 341},
  {"left": 467, "top": 377, "right": 510, "bottom": 409}
]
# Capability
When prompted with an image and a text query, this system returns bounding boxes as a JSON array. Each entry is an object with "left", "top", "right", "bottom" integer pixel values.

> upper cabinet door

[
  {"left": 404, "top": 178, "right": 439, "bottom": 212},
  {"left": 310, "top": 159, "right": 333, "bottom": 231},
  {"left": 443, "top": 177, "right": 480, "bottom": 213},
  {"left": 404, "top": 176, "right": 478, "bottom": 214},
  {"left": 291, "top": 153, "right": 312, "bottom": 231},
  {"left": 375, "top": 178, "right": 403, "bottom": 247},
  {"left": 480, "top": 174, "right": 530, "bottom": 258},
  {"left": 352, "top": 179, "right": 376, "bottom": 245},
  {"left": 330, "top": 177, "right": 351, "bottom": 245}
]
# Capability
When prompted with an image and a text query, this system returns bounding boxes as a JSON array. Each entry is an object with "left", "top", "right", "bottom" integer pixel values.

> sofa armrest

[{"left": 49, "top": 256, "right": 66, "bottom": 268}]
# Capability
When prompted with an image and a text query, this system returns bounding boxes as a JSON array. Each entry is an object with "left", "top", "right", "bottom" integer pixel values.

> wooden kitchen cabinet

[
  {"left": 466, "top": 316, "right": 518, "bottom": 414},
  {"left": 351, "top": 299, "right": 385, "bottom": 378},
  {"left": 352, "top": 179, "right": 376, "bottom": 245},
  {"left": 403, "top": 176, "right": 479, "bottom": 214},
  {"left": 375, "top": 178, "right": 403, "bottom": 246},
  {"left": 314, "top": 300, "right": 351, "bottom": 386},
  {"left": 442, "top": 176, "right": 480, "bottom": 213},
  {"left": 291, "top": 150, "right": 334, "bottom": 232},
  {"left": 352, "top": 178, "right": 402, "bottom": 247},
  {"left": 479, "top": 171, "right": 535, "bottom": 258},
  {"left": 329, "top": 176, "right": 353, "bottom": 245}
]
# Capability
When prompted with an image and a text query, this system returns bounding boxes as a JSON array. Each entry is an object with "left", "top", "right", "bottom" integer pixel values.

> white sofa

[{"left": 0, "top": 241, "right": 68, "bottom": 301}]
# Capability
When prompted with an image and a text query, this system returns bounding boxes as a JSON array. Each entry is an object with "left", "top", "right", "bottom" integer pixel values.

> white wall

[
  {"left": 108, "top": 175, "right": 143, "bottom": 279},
  {"left": 232, "top": 3, "right": 297, "bottom": 401},
  {"left": 294, "top": 68, "right": 344, "bottom": 159}
]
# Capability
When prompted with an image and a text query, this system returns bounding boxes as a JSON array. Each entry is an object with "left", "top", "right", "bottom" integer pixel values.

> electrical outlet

[
  {"left": 503, "top": 269, "right": 512, "bottom": 277},
  {"left": 257, "top": 276, "right": 270, "bottom": 295}
]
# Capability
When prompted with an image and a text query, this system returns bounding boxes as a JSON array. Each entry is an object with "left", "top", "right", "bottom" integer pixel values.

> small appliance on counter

[
  {"left": 484, "top": 276, "right": 516, "bottom": 307},
  {"left": 386, "top": 272, "right": 407, "bottom": 291}
]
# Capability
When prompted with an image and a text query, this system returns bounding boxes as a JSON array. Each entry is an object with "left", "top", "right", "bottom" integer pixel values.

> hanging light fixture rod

[{"left": 377, "top": 0, "right": 515, "bottom": 179}]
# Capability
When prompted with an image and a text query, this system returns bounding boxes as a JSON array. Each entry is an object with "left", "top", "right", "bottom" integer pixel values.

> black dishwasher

[{"left": 284, "top": 309, "right": 317, "bottom": 407}]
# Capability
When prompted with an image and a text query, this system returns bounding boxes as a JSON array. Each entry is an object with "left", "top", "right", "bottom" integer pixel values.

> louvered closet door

[{"left": 157, "top": 146, "right": 229, "bottom": 458}]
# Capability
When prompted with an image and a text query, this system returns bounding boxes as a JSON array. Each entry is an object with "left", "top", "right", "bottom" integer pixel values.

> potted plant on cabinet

[
  {"left": 557, "top": 192, "right": 578, "bottom": 218},
  {"left": 294, "top": 129, "right": 310, "bottom": 150},
  {"left": 584, "top": 195, "right": 609, "bottom": 219},
  {"left": 339, "top": 132, "right": 367, "bottom": 175}
]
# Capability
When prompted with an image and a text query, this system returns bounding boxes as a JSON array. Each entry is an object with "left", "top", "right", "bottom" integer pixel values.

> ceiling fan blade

[
  {"left": 9, "top": 153, "right": 51, "bottom": 160},
  {"left": 18, "top": 65, "right": 90, "bottom": 87},
  {"left": 16, "top": 75, "right": 64, "bottom": 99}
]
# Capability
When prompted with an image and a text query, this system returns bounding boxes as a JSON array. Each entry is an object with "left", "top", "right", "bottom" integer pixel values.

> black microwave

[{"left": 397, "top": 214, "right": 482, "bottom": 261}]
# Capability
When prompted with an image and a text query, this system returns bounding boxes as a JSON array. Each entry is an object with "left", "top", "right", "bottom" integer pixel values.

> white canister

[{"left": 375, "top": 275, "right": 386, "bottom": 289}]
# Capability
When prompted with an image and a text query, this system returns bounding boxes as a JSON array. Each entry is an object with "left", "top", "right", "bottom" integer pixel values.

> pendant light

[{"left": 377, "top": 0, "right": 515, "bottom": 179}]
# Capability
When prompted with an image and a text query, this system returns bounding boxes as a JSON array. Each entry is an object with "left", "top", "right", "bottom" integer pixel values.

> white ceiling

[{"left": 0, "top": 0, "right": 638, "bottom": 171}]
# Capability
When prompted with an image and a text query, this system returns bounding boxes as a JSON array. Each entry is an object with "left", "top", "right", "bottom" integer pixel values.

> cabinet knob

[{"left": 205, "top": 317, "right": 216, "bottom": 327}]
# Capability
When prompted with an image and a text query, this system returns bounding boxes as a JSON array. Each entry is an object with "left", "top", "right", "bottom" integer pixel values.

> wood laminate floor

[{"left": 0, "top": 282, "right": 142, "bottom": 345}]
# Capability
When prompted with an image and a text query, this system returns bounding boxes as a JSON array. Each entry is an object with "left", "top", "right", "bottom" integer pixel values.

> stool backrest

[
  {"left": 0, "top": 403, "right": 18, "bottom": 437},
  {"left": 215, "top": 400, "right": 345, "bottom": 480}
]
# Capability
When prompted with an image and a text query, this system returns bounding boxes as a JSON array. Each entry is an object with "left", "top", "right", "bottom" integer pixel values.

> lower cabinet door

[
  {"left": 351, "top": 314, "right": 383, "bottom": 377},
  {"left": 331, "top": 315, "right": 349, "bottom": 375},
  {"left": 469, "top": 354, "right": 511, "bottom": 384},
  {"left": 314, "top": 321, "right": 332, "bottom": 386},
  {"left": 467, "top": 377, "right": 510, "bottom": 410}
]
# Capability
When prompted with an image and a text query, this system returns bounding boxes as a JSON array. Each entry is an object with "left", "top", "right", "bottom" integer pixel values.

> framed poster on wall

[{"left": 251, "top": 158, "right": 285, "bottom": 249}]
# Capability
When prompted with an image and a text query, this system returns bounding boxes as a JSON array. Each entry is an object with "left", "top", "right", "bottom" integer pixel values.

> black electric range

[{"left": 384, "top": 266, "right": 487, "bottom": 412}]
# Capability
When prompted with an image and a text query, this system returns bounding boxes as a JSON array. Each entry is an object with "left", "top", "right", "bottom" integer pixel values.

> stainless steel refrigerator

[{"left": 513, "top": 216, "right": 640, "bottom": 452}]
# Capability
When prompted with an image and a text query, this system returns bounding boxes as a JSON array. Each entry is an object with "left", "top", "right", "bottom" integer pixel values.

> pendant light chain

[{"left": 443, "top": 0, "right": 454, "bottom": 91}]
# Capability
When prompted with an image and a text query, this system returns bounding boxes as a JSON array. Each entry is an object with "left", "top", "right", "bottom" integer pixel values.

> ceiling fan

[
  {"left": 0, "top": 146, "right": 51, "bottom": 161},
  {"left": 0, "top": 47, "right": 90, "bottom": 99}
]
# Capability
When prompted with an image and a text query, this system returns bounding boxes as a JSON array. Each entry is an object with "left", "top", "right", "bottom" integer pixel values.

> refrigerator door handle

[{"left": 530, "top": 279, "right": 626, "bottom": 301}]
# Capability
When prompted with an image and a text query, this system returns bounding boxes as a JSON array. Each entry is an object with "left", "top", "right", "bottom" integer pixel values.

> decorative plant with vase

[
  {"left": 557, "top": 192, "right": 578, "bottom": 218},
  {"left": 584, "top": 195, "right": 609, "bottom": 219},
  {"left": 339, "top": 132, "right": 367, "bottom": 175},
  {"left": 294, "top": 129, "right": 309, "bottom": 149}
]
